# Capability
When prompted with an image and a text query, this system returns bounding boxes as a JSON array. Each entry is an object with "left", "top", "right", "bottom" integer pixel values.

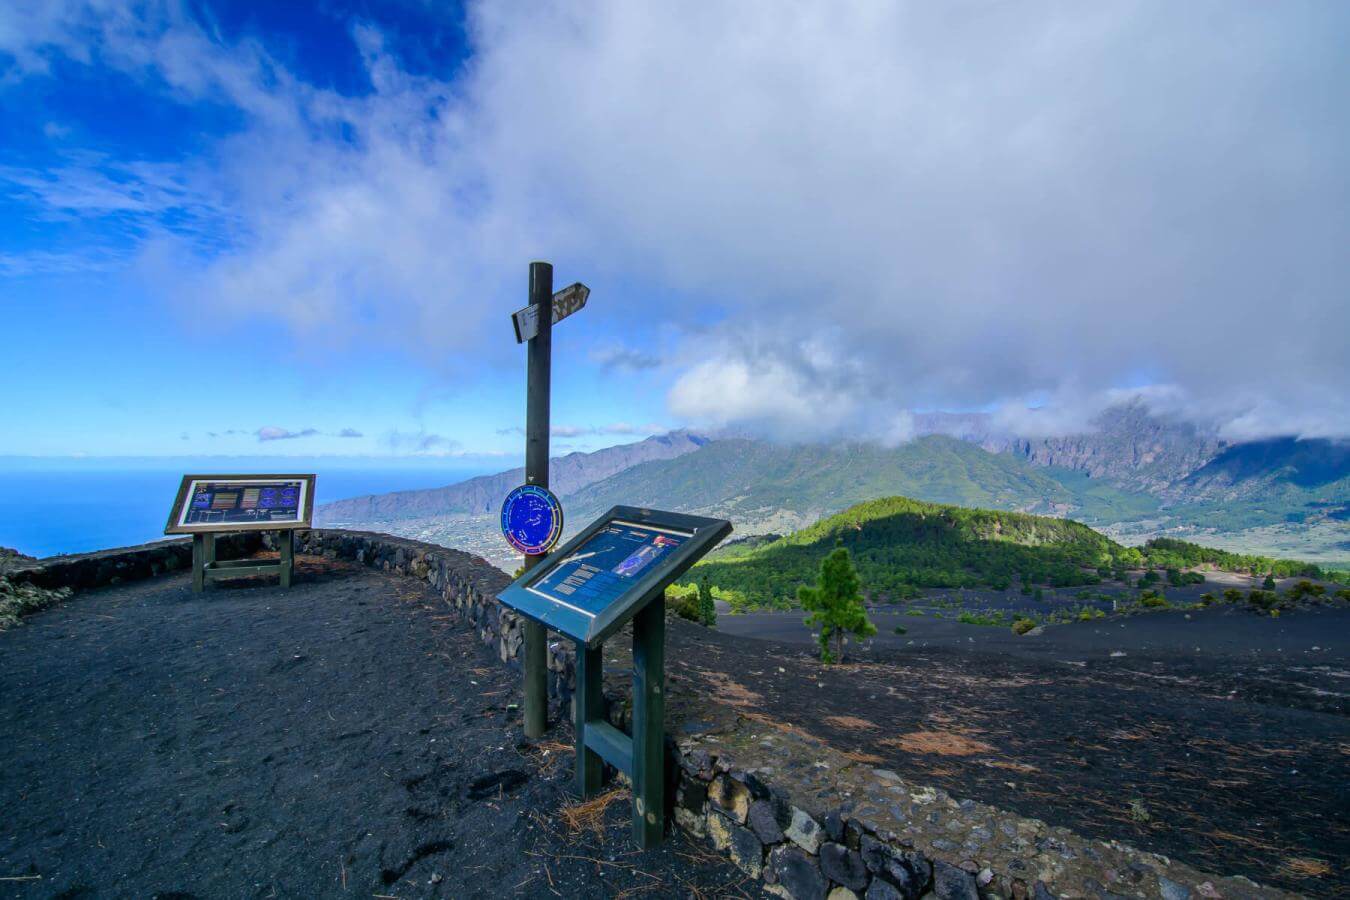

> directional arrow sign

[{"left": 512, "top": 282, "right": 590, "bottom": 343}]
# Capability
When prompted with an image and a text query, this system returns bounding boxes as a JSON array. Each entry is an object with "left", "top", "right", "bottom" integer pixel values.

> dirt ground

[
  {"left": 701, "top": 604, "right": 1350, "bottom": 896},
  {"left": 0, "top": 559, "right": 760, "bottom": 899}
]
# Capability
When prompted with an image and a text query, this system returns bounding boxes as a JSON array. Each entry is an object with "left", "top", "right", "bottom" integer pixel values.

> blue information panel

[
  {"left": 165, "top": 474, "right": 316, "bottom": 534},
  {"left": 496, "top": 506, "right": 732, "bottom": 647},
  {"left": 527, "top": 521, "right": 688, "bottom": 618},
  {"left": 500, "top": 484, "right": 564, "bottom": 555}
]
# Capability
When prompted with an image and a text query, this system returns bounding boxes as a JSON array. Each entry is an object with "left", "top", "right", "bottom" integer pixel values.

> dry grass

[
  {"left": 1282, "top": 857, "right": 1331, "bottom": 879},
  {"left": 824, "top": 715, "right": 878, "bottom": 730},
  {"left": 558, "top": 788, "right": 628, "bottom": 839},
  {"left": 840, "top": 749, "right": 885, "bottom": 764},
  {"left": 693, "top": 669, "right": 764, "bottom": 708},
  {"left": 882, "top": 730, "right": 995, "bottom": 757}
]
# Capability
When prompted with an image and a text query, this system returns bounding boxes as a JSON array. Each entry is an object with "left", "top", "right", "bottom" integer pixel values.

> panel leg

[
  {"left": 279, "top": 529, "right": 293, "bottom": 588},
  {"left": 203, "top": 533, "right": 216, "bottom": 567},
  {"left": 191, "top": 533, "right": 205, "bottom": 593},
  {"left": 523, "top": 620, "right": 548, "bottom": 737},
  {"left": 574, "top": 640, "right": 604, "bottom": 798},
  {"left": 632, "top": 593, "right": 666, "bottom": 848}
]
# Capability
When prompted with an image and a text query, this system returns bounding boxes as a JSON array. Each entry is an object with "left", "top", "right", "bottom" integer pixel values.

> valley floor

[{"left": 706, "top": 604, "right": 1349, "bottom": 895}]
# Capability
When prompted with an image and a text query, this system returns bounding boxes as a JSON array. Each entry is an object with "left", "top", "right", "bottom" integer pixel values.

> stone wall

[{"left": 5, "top": 534, "right": 261, "bottom": 592}]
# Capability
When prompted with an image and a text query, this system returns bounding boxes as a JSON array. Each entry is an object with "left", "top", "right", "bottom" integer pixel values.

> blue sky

[
  {"left": 2, "top": 1, "right": 1347, "bottom": 461},
  {"left": 1, "top": 1, "right": 677, "bottom": 462}
]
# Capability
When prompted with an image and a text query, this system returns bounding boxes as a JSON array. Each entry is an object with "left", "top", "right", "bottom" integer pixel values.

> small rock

[
  {"left": 933, "top": 860, "right": 979, "bottom": 900},
  {"left": 769, "top": 844, "right": 827, "bottom": 900},
  {"left": 710, "top": 774, "right": 751, "bottom": 824},
  {"left": 825, "top": 810, "right": 846, "bottom": 842},
  {"left": 820, "top": 842, "right": 869, "bottom": 892},
  {"left": 977, "top": 868, "right": 995, "bottom": 887},
  {"left": 866, "top": 880, "right": 905, "bottom": 900},
  {"left": 749, "top": 799, "right": 788, "bottom": 844},
  {"left": 786, "top": 807, "right": 824, "bottom": 854},
  {"left": 1158, "top": 876, "right": 1191, "bottom": 900},
  {"left": 829, "top": 888, "right": 860, "bottom": 900}
]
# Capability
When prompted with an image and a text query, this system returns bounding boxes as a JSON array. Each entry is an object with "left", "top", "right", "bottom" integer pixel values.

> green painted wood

[
  {"left": 574, "top": 640, "right": 604, "bottom": 798},
  {"left": 631, "top": 593, "right": 666, "bottom": 847},
  {"left": 204, "top": 563, "right": 281, "bottom": 579},
  {"left": 191, "top": 533, "right": 206, "bottom": 593},
  {"left": 583, "top": 720, "right": 633, "bottom": 777},
  {"left": 279, "top": 529, "right": 294, "bottom": 589}
]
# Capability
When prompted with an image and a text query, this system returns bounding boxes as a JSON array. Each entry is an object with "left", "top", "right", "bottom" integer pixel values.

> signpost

[
  {"left": 511, "top": 282, "right": 589, "bottom": 344},
  {"left": 510, "top": 262, "right": 596, "bottom": 740},
  {"left": 497, "top": 506, "right": 732, "bottom": 847},
  {"left": 164, "top": 474, "right": 315, "bottom": 592}
]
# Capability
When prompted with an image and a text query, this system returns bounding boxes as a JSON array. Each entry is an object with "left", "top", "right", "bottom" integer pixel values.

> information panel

[
  {"left": 497, "top": 506, "right": 731, "bottom": 647},
  {"left": 528, "top": 521, "right": 688, "bottom": 617},
  {"left": 165, "top": 474, "right": 316, "bottom": 534}
]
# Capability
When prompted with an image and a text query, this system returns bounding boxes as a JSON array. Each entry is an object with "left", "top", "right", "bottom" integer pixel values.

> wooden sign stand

[
  {"left": 574, "top": 594, "right": 666, "bottom": 848},
  {"left": 191, "top": 529, "right": 295, "bottom": 593}
]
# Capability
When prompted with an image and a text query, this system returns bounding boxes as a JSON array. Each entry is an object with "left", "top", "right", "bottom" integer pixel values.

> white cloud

[{"left": 3, "top": 0, "right": 1347, "bottom": 439}]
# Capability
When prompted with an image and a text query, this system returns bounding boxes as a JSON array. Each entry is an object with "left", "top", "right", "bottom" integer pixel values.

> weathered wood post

[{"left": 522, "top": 261, "right": 553, "bottom": 739}]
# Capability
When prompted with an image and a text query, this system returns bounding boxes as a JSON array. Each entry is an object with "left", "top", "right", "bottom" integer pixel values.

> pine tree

[
  {"left": 698, "top": 574, "right": 717, "bottom": 628},
  {"left": 798, "top": 542, "right": 876, "bottom": 664}
]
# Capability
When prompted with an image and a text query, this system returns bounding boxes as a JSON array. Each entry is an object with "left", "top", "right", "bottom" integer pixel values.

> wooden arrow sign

[{"left": 512, "top": 282, "right": 590, "bottom": 343}]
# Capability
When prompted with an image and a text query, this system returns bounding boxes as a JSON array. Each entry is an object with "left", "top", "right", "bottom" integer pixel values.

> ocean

[{"left": 0, "top": 461, "right": 496, "bottom": 558}]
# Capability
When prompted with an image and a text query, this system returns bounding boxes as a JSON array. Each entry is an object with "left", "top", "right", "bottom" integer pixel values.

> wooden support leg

[
  {"left": 523, "top": 620, "right": 547, "bottom": 737},
  {"left": 632, "top": 593, "right": 666, "bottom": 848},
  {"left": 279, "top": 529, "right": 293, "bottom": 588},
  {"left": 191, "top": 533, "right": 206, "bottom": 593},
  {"left": 203, "top": 533, "right": 216, "bottom": 569},
  {"left": 574, "top": 640, "right": 604, "bottom": 798}
]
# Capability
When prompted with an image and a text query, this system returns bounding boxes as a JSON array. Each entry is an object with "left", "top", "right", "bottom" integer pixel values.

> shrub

[
  {"left": 1199, "top": 592, "right": 1216, "bottom": 606},
  {"left": 1337, "top": 588, "right": 1350, "bottom": 602},
  {"left": 1222, "top": 589, "right": 1244, "bottom": 604},
  {"left": 1139, "top": 591, "right": 1169, "bottom": 609},
  {"left": 1247, "top": 589, "right": 1280, "bottom": 612},
  {"left": 1262, "top": 574, "right": 1277, "bottom": 591},
  {"left": 1287, "top": 580, "right": 1326, "bottom": 602},
  {"left": 1011, "top": 617, "right": 1037, "bottom": 635},
  {"left": 905, "top": 608, "right": 925, "bottom": 616},
  {"left": 893, "top": 624, "right": 907, "bottom": 635}
]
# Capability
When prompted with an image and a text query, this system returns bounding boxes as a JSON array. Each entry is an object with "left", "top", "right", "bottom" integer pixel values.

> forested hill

[
  {"left": 566, "top": 435, "right": 1115, "bottom": 534},
  {"left": 687, "top": 496, "right": 1323, "bottom": 609}
]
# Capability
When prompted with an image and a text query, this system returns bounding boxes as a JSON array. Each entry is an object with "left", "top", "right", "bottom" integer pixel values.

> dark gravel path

[
  {"left": 0, "top": 559, "right": 760, "bottom": 899},
  {"left": 673, "top": 606, "right": 1350, "bottom": 896}
]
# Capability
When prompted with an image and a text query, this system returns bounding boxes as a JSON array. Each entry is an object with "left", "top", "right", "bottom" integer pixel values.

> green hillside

[
  {"left": 568, "top": 435, "right": 1142, "bottom": 529},
  {"left": 685, "top": 496, "right": 1325, "bottom": 609}
]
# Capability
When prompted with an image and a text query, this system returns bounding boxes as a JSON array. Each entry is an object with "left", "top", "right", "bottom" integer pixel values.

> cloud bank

[{"left": 3, "top": 1, "right": 1348, "bottom": 439}]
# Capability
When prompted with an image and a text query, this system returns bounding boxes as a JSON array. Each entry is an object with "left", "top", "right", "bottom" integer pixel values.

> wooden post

[
  {"left": 279, "top": 529, "right": 294, "bottom": 588},
  {"left": 631, "top": 592, "right": 666, "bottom": 847},
  {"left": 191, "top": 533, "right": 206, "bottom": 593},
  {"left": 522, "top": 261, "right": 553, "bottom": 739},
  {"left": 574, "top": 640, "right": 605, "bottom": 798}
]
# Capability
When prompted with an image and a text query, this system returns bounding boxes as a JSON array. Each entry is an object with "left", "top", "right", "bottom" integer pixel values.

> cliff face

[
  {"left": 995, "top": 405, "right": 1227, "bottom": 492},
  {"left": 316, "top": 431, "right": 709, "bottom": 523},
  {"left": 918, "top": 403, "right": 1227, "bottom": 492}
]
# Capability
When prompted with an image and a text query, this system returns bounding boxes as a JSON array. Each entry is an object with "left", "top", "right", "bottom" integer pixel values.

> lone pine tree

[
  {"left": 798, "top": 541, "right": 876, "bottom": 664},
  {"left": 697, "top": 574, "right": 717, "bottom": 628}
]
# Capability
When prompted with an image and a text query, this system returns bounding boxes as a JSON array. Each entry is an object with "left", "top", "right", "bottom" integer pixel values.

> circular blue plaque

[{"left": 500, "top": 484, "right": 564, "bottom": 556}]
